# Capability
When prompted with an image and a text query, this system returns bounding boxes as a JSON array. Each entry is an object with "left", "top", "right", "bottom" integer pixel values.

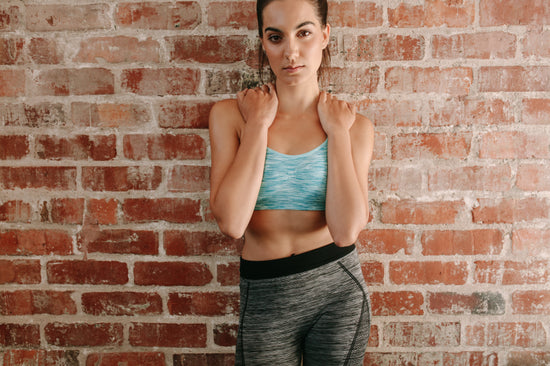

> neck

[{"left": 275, "top": 78, "right": 320, "bottom": 117}]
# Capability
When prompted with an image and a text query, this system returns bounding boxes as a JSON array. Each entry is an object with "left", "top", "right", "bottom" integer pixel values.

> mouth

[{"left": 283, "top": 65, "right": 304, "bottom": 73}]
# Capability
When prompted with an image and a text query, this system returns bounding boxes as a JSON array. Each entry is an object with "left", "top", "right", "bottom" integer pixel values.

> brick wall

[{"left": 0, "top": 0, "right": 549, "bottom": 365}]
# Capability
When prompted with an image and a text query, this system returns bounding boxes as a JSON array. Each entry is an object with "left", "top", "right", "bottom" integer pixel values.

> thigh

[
  {"left": 303, "top": 259, "right": 371, "bottom": 366},
  {"left": 235, "top": 278, "right": 304, "bottom": 366}
]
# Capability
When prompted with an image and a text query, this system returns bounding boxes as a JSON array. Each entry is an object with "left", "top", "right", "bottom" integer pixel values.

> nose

[{"left": 284, "top": 37, "right": 298, "bottom": 62}]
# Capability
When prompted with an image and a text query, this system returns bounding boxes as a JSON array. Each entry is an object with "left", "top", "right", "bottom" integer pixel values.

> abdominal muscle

[{"left": 242, "top": 209, "right": 334, "bottom": 261}]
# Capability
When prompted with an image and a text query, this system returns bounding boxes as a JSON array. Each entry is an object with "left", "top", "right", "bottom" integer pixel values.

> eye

[
  {"left": 298, "top": 30, "right": 312, "bottom": 38},
  {"left": 267, "top": 34, "right": 282, "bottom": 43}
]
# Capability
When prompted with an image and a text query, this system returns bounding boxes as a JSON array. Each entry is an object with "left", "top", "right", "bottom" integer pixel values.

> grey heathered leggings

[{"left": 235, "top": 243, "right": 370, "bottom": 366}]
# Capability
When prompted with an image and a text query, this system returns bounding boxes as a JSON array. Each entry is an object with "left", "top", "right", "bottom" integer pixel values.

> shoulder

[
  {"left": 209, "top": 98, "right": 244, "bottom": 134},
  {"left": 351, "top": 112, "right": 374, "bottom": 143}
]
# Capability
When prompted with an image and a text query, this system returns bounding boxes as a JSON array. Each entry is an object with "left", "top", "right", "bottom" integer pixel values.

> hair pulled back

[{"left": 256, "top": 0, "right": 331, "bottom": 83}]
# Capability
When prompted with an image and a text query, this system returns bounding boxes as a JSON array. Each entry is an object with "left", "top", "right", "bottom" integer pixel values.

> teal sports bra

[{"left": 254, "top": 139, "right": 328, "bottom": 211}]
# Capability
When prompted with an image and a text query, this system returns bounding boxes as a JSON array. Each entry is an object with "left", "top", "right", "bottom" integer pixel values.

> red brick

[
  {"left": 207, "top": 1, "right": 256, "bottom": 29},
  {"left": 74, "top": 36, "right": 159, "bottom": 63},
  {"left": 512, "top": 291, "right": 550, "bottom": 315},
  {"left": 486, "top": 322, "right": 546, "bottom": 347},
  {"left": 168, "top": 292, "right": 239, "bottom": 316},
  {"left": 464, "top": 324, "right": 486, "bottom": 347},
  {"left": 362, "top": 261, "right": 384, "bottom": 285},
  {"left": 168, "top": 165, "right": 210, "bottom": 192},
  {"left": 129, "top": 323, "right": 206, "bottom": 347},
  {"left": 480, "top": 66, "right": 550, "bottom": 92},
  {"left": 421, "top": 352, "right": 498, "bottom": 365},
  {"left": 1, "top": 350, "right": 79, "bottom": 366},
  {"left": 517, "top": 164, "right": 550, "bottom": 191},
  {"left": 508, "top": 352, "right": 550, "bottom": 366},
  {"left": 31, "top": 68, "right": 115, "bottom": 96},
  {"left": 422, "top": 230, "right": 504, "bottom": 255},
  {"left": 480, "top": 131, "right": 550, "bottom": 159},
  {"left": 167, "top": 35, "right": 249, "bottom": 64},
  {"left": 427, "top": 292, "right": 505, "bottom": 315},
  {"left": 320, "top": 66, "right": 379, "bottom": 94},
  {"left": 480, "top": 0, "right": 550, "bottom": 26},
  {"left": 381, "top": 199, "right": 462, "bottom": 224},
  {"left": 87, "top": 198, "right": 118, "bottom": 225},
  {"left": 428, "top": 165, "right": 512, "bottom": 191},
  {"left": 389, "top": 0, "right": 474, "bottom": 27},
  {"left": 121, "top": 68, "right": 200, "bottom": 95},
  {"left": 72, "top": 102, "right": 151, "bottom": 128},
  {"left": 1, "top": 103, "right": 66, "bottom": 127},
  {"left": 214, "top": 323, "right": 238, "bottom": 347},
  {"left": 164, "top": 230, "right": 242, "bottom": 256},
  {"left": 26, "top": 4, "right": 110, "bottom": 31},
  {"left": 217, "top": 262, "right": 240, "bottom": 286},
  {"left": 0, "top": 324, "right": 40, "bottom": 347},
  {"left": 358, "top": 99, "right": 422, "bottom": 127},
  {"left": 386, "top": 67, "right": 473, "bottom": 95},
  {"left": 432, "top": 32, "right": 516, "bottom": 59},
  {"left": 428, "top": 98, "right": 514, "bottom": 126},
  {"left": 123, "top": 198, "right": 201, "bottom": 224},
  {"left": 205, "top": 69, "right": 246, "bottom": 95},
  {"left": 116, "top": 2, "right": 201, "bottom": 29},
  {"left": 344, "top": 34, "right": 424, "bottom": 61},
  {"left": 522, "top": 29, "right": 550, "bottom": 58},
  {"left": 124, "top": 133, "right": 206, "bottom": 160},
  {"left": 86, "top": 353, "right": 165, "bottom": 366},
  {"left": 0, "top": 230, "right": 72, "bottom": 256},
  {"left": 82, "top": 292, "right": 162, "bottom": 316},
  {"left": 393, "top": 132, "right": 472, "bottom": 160},
  {"left": 474, "top": 260, "right": 550, "bottom": 285},
  {"left": 82, "top": 166, "right": 162, "bottom": 191},
  {"left": 174, "top": 354, "right": 234, "bottom": 366},
  {"left": 0, "top": 38, "right": 24, "bottom": 65},
  {"left": 512, "top": 229, "right": 550, "bottom": 257},
  {"left": 0, "top": 201, "right": 31, "bottom": 223},
  {"left": 0, "top": 167, "right": 76, "bottom": 190},
  {"left": 357, "top": 229, "right": 414, "bottom": 255},
  {"left": 0, "top": 70, "right": 25, "bottom": 97},
  {"left": 0, "top": 135, "right": 28, "bottom": 160},
  {"left": 473, "top": 197, "right": 550, "bottom": 224},
  {"left": 134, "top": 261, "right": 212, "bottom": 286},
  {"left": 390, "top": 261, "right": 468, "bottom": 285},
  {"left": 522, "top": 98, "right": 550, "bottom": 125},
  {"left": 384, "top": 322, "right": 460, "bottom": 347},
  {"left": 0, "top": 260, "right": 40, "bottom": 284},
  {"left": 47, "top": 260, "right": 128, "bottom": 285},
  {"left": 158, "top": 100, "right": 213, "bottom": 129},
  {"left": 0, "top": 290, "right": 76, "bottom": 315},
  {"left": 29, "top": 38, "right": 62, "bottom": 64},
  {"left": 45, "top": 323, "right": 123, "bottom": 347},
  {"left": 328, "top": 1, "right": 383, "bottom": 28},
  {"left": 78, "top": 229, "right": 158, "bottom": 255},
  {"left": 0, "top": 6, "right": 21, "bottom": 31},
  {"left": 369, "top": 167, "right": 422, "bottom": 193},
  {"left": 36, "top": 134, "right": 116, "bottom": 161},
  {"left": 48, "top": 198, "right": 84, "bottom": 224},
  {"left": 371, "top": 291, "right": 424, "bottom": 316}
]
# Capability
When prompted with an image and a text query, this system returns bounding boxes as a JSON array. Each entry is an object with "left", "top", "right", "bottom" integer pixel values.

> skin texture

[{"left": 209, "top": 0, "right": 374, "bottom": 260}]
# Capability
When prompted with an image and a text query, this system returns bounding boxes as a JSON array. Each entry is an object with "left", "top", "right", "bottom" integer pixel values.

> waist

[{"left": 240, "top": 243, "right": 356, "bottom": 280}]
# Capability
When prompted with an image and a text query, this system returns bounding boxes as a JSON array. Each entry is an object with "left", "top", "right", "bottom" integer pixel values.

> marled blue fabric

[{"left": 254, "top": 139, "right": 328, "bottom": 211}]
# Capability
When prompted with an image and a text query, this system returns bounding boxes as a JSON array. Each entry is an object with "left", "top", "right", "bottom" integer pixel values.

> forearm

[
  {"left": 211, "top": 124, "right": 268, "bottom": 238},
  {"left": 325, "top": 129, "right": 369, "bottom": 246}
]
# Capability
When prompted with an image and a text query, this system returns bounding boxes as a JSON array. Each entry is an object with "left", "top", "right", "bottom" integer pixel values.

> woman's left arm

[{"left": 318, "top": 92, "right": 374, "bottom": 246}]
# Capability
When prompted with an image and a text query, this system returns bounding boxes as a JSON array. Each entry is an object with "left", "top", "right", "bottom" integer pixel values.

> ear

[{"left": 322, "top": 23, "right": 331, "bottom": 49}]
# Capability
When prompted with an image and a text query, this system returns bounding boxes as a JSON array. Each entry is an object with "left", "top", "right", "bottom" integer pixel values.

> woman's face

[{"left": 260, "top": 0, "right": 329, "bottom": 86}]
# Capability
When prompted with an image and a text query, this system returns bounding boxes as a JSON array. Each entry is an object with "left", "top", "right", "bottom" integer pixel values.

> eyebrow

[{"left": 264, "top": 21, "right": 315, "bottom": 34}]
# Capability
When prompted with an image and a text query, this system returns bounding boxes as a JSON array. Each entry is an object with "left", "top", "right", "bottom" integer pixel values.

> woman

[{"left": 209, "top": 0, "right": 374, "bottom": 364}]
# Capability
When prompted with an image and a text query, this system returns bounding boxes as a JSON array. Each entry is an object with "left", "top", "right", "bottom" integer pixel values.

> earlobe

[{"left": 322, "top": 23, "right": 331, "bottom": 49}]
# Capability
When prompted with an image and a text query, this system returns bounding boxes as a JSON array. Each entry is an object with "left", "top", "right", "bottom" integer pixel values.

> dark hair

[{"left": 256, "top": 0, "right": 331, "bottom": 83}]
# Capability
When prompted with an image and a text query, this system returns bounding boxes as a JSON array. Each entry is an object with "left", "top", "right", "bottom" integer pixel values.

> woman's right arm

[{"left": 209, "top": 84, "right": 278, "bottom": 239}]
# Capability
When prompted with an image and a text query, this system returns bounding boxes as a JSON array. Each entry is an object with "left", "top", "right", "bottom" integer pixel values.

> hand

[
  {"left": 237, "top": 83, "right": 278, "bottom": 128},
  {"left": 317, "top": 91, "right": 356, "bottom": 135}
]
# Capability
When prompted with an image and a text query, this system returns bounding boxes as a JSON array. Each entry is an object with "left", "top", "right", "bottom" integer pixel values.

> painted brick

[
  {"left": 422, "top": 230, "right": 504, "bottom": 255},
  {"left": 217, "top": 262, "right": 240, "bottom": 286},
  {"left": 0, "top": 201, "right": 32, "bottom": 223},
  {"left": 82, "top": 166, "right": 163, "bottom": 191},
  {"left": 123, "top": 198, "right": 201, "bottom": 224},
  {"left": 173, "top": 354, "right": 234, "bottom": 366},
  {"left": 480, "top": 0, "right": 550, "bottom": 26},
  {"left": 1, "top": 350, "right": 79, "bottom": 366},
  {"left": 0, "top": 135, "right": 28, "bottom": 159},
  {"left": 369, "top": 166, "right": 423, "bottom": 193},
  {"left": 0, "top": 70, "right": 25, "bottom": 97},
  {"left": 362, "top": 261, "right": 384, "bottom": 285},
  {"left": 480, "top": 66, "right": 550, "bottom": 92},
  {"left": 87, "top": 199, "right": 118, "bottom": 225},
  {"left": 168, "top": 165, "right": 210, "bottom": 192},
  {"left": 74, "top": 36, "right": 160, "bottom": 63},
  {"left": 386, "top": 67, "right": 473, "bottom": 95},
  {"left": 0, "top": 260, "right": 40, "bottom": 284},
  {"left": 167, "top": 35, "right": 250, "bottom": 63},
  {"left": 512, "top": 291, "right": 550, "bottom": 315},
  {"left": 0, "top": 230, "right": 72, "bottom": 256},
  {"left": 390, "top": 261, "right": 468, "bottom": 285},
  {"left": 358, "top": 99, "right": 423, "bottom": 127},
  {"left": 427, "top": 292, "right": 505, "bottom": 315},
  {"left": 115, "top": 2, "right": 201, "bottom": 30},
  {"left": 428, "top": 165, "right": 512, "bottom": 191},
  {"left": 121, "top": 68, "right": 200, "bottom": 95},
  {"left": 473, "top": 197, "right": 550, "bottom": 224},
  {"left": 214, "top": 323, "right": 238, "bottom": 347},
  {"left": 357, "top": 229, "right": 415, "bottom": 255},
  {"left": 0, "top": 290, "right": 76, "bottom": 315},
  {"left": 328, "top": 1, "right": 383, "bottom": 28},
  {"left": 389, "top": 0, "right": 475, "bottom": 27},
  {"left": 47, "top": 260, "right": 128, "bottom": 285},
  {"left": 0, "top": 167, "right": 76, "bottom": 190},
  {"left": 49, "top": 198, "right": 85, "bottom": 224},
  {"left": 480, "top": 131, "right": 550, "bottom": 158},
  {"left": 1, "top": 103, "right": 66, "bottom": 127},
  {"left": 320, "top": 66, "right": 379, "bottom": 94},
  {"left": 474, "top": 260, "right": 550, "bottom": 285},
  {"left": 432, "top": 32, "right": 516, "bottom": 59},
  {"left": 508, "top": 352, "right": 550, "bottom": 366},
  {"left": 343, "top": 34, "right": 424, "bottom": 61},
  {"left": 86, "top": 353, "right": 165, "bottom": 366},
  {"left": 72, "top": 102, "right": 151, "bottom": 128},
  {"left": 428, "top": 98, "right": 514, "bottom": 126},
  {"left": 0, "top": 324, "right": 40, "bottom": 348},
  {"left": 522, "top": 98, "right": 550, "bottom": 125},
  {"left": 0, "top": 38, "right": 24, "bottom": 65},
  {"left": 164, "top": 230, "right": 242, "bottom": 256},
  {"left": 517, "top": 164, "right": 550, "bottom": 191},
  {"left": 77, "top": 229, "right": 158, "bottom": 255},
  {"left": 207, "top": 1, "right": 256, "bottom": 30},
  {"left": 512, "top": 229, "right": 550, "bottom": 257},
  {"left": 0, "top": 6, "right": 21, "bottom": 32},
  {"left": 157, "top": 100, "right": 213, "bottom": 129},
  {"left": 123, "top": 134, "right": 206, "bottom": 160},
  {"left": 381, "top": 199, "right": 463, "bottom": 225},
  {"left": 168, "top": 292, "right": 239, "bottom": 316},
  {"left": 29, "top": 38, "right": 62, "bottom": 64},
  {"left": 384, "top": 322, "right": 461, "bottom": 347},
  {"left": 134, "top": 261, "right": 213, "bottom": 286},
  {"left": 371, "top": 291, "right": 424, "bottom": 316},
  {"left": 392, "top": 133, "right": 472, "bottom": 160},
  {"left": 26, "top": 4, "right": 110, "bottom": 31},
  {"left": 45, "top": 323, "right": 123, "bottom": 347}
]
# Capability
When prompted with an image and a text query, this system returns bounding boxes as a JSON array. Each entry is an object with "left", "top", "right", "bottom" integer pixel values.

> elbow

[
  {"left": 215, "top": 217, "right": 246, "bottom": 240},
  {"left": 330, "top": 216, "right": 368, "bottom": 247}
]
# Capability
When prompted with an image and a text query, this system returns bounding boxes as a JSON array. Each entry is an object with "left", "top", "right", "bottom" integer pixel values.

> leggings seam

[
  {"left": 338, "top": 262, "right": 368, "bottom": 366},
  {"left": 238, "top": 282, "right": 250, "bottom": 366}
]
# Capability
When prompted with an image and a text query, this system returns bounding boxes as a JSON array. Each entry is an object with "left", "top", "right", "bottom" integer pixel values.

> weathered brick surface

[{"left": 0, "top": 0, "right": 548, "bottom": 364}]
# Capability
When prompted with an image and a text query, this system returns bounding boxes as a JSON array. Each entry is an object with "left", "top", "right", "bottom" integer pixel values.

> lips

[{"left": 283, "top": 65, "right": 304, "bottom": 73}]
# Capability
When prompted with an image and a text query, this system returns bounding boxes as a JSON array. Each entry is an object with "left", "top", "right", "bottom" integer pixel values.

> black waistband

[{"left": 240, "top": 243, "right": 355, "bottom": 280}]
